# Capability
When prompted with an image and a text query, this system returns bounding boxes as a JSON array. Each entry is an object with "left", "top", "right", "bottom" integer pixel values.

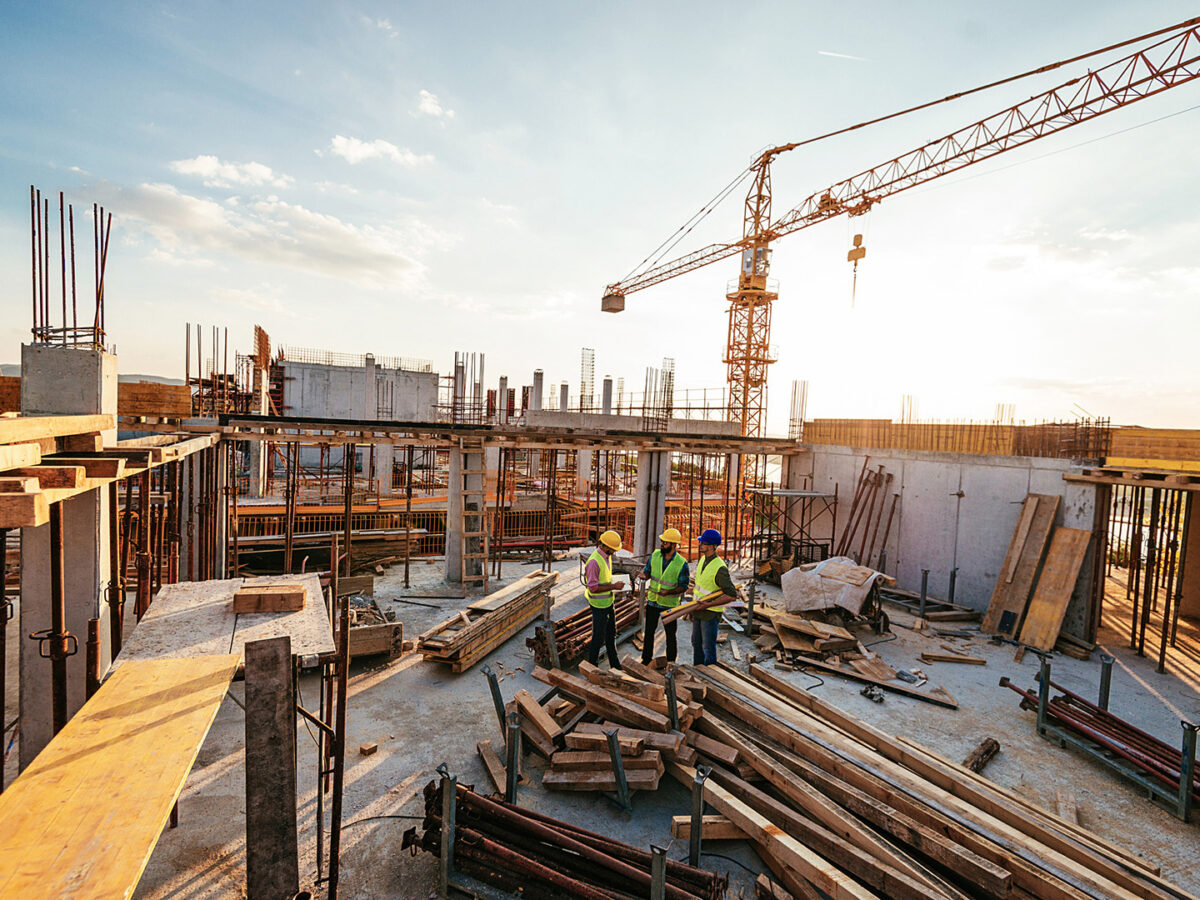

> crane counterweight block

[{"left": 601, "top": 287, "right": 625, "bottom": 313}]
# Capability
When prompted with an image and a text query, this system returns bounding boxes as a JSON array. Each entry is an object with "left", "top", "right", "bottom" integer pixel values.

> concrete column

[
  {"left": 445, "top": 446, "right": 485, "bottom": 583},
  {"left": 216, "top": 444, "right": 230, "bottom": 579},
  {"left": 633, "top": 451, "right": 669, "bottom": 559},
  {"left": 601, "top": 377, "right": 613, "bottom": 415},
  {"left": 576, "top": 449, "right": 593, "bottom": 497},
  {"left": 1180, "top": 501, "right": 1200, "bottom": 620},
  {"left": 375, "top": 444, "right": 395, "bottom": 496},
  {"left": 364, "top": 353, "right": 376, "bottom": 419},
  {"left": 497, "top": 377, "right": 508, "bottom": 424},
  {"left": 19, "top": 344, "right": 117, "bottom": 768},
  {"left": 559, "top": 383, "right": 569, "bottom": 412},
  {"left": 531, "top": 370, "right": 543, "bottom": 411}
]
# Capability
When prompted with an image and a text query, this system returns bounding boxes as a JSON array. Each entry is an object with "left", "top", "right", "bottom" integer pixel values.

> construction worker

[
  {"left": 585, "top": 530, "right": 626, "bottom": 669},
  {"left": 635, "top": 527, "right": 688, "bottom": 664},
  {"left": 689, "top": 528, "right": 738, "bottom": 665}
]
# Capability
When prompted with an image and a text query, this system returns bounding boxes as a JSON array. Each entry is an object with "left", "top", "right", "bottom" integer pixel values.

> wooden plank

[
  {"left": 1017, "top": 527, "right": 1092, "bottom": 652},
  {"left": 531, "top": 667, "right": 671, "bottom": 732},
  {"left": 563, "top": 732, "right": 644, "bottom": 755},
  {"left": 0, "top": 654, "right": 240, "bottom": 899},
  {"left": 8, "top": 465, "right": 85, "bottom": 488},
  {"left": 686, "top": 731, "right": 740, "bottom": 767},
  {"left": 245, "top": 636, "right": 299, "bottom": 898},
  {"left": 514, "top": 689, "right": 564, "bottom": 744},
  {"left": 550, "top": 749, "right": 662, "bottom": 771},
  {"left": 982, "top": 493, "right": 1060, "bottom": 637},
  {"left": 477, "top": 740, "right": 509, "bottom": 793},
  {"left": 231, "top": 574, "right": 335, "bottom": 660},
  {"left": 542, "top": 768, "right": 660, "bottom": 791},
  {"left": 667, "top": 763, "right": 878, "bottom": 900},
  {"left": 0, "top": 491, "right": 49, "bottom": 528},
  {"left": 233, "top": 582, "right": 307, "bottom": 614},
  {"left": 1055, "top": 790, "right": 1080, "bottom": 826},
  {"left": 671, "top": 814, "right": 745, "bottom": 841},
  {"left": 0, "top": 413, "right": 114, "bottom": 446},
  {"left": 45, "top": 456, "right": 125, "bottom": 479},
  {"left": 578, "top": 660, "right": 665, "bottom": 700},
  {"left": 0, "top": 442, "right": 41, "bottom": 472},
  {"left": 573, "top": 722, "right": 684, "bottom": 752},
  {"left": 0, "top": 476, "right": 38, "bottom": 493}
]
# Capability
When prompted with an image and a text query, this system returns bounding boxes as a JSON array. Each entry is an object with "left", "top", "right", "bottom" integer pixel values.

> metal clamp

[
  {"left": 689, "top": 764, "right": 712, "bottom": 866},
  {"left": 1, "top": 599, "right": 13, "bottom": 624},
  {"left": 29, "top": 628, "right": 78, "bottom": 661}
]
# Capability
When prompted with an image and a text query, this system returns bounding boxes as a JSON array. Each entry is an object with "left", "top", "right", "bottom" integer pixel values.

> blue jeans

[{"left": 691, "top": 616, "right": 719, "bottom": 665}]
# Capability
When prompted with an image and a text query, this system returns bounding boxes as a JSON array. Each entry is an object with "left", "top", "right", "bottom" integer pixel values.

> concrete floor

[{"left": 6, "top": 555, "right": 1193, "bottom": 899}]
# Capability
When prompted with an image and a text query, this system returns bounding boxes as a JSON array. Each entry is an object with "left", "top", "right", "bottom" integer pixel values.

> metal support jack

[
  {"left": 664, "top": 668, "right": 680, "bottom": 731},
  {"left": 605, "top": 728, "right": 632, "bottom": 812},
  {"left": 1098, "top": 653, "right": 1114, "bottom": 710},
  {"left": 504, "top": 711, "right": 521, "bottom": 805},
  {"left": 437, "top": 764, "right": 457, "bottom": 899},
  {"left": 650, "top": 845, "right": 668, "bottom": 900},
  {"left": 688, "top": 765, "right": 711, "bottom": 866},
  {"left": 481, "top": 664, "right": 507, "bottom": 735}
]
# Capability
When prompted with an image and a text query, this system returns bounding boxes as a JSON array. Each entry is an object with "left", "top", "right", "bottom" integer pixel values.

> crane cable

[{"left": 619, "top": 14, "right": 1200, "bottom": 286}]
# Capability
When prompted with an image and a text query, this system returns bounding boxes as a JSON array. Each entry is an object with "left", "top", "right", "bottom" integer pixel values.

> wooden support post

[{"left": 244, "top": 635, "right": 299, "bottom": 899}]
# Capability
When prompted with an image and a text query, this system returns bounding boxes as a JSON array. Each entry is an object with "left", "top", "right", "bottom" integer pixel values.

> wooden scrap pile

[
  {"left": 418, "top": 571, "right": 557, "bottom": 673},
  {"left": 665, "top": 661, "right": 1185, "bottom": 900},
  {"left": 526, "top": 589, "right": 639, "bottom": 667},
  {"left": 403, "top": 780, "right": 728, "bottom": 900},
  {"left": 982, "top": 492, "right": 1096, "bottom": 659}
]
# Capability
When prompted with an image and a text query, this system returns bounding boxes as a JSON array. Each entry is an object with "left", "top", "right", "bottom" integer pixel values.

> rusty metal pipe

[{"left": 454, "top": 826, "right": 621, "bottom": 900}]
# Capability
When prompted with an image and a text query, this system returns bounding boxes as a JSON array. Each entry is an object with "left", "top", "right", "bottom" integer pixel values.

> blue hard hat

[{"left": 699, "top": 528, "right": 722, "bottom": 546}]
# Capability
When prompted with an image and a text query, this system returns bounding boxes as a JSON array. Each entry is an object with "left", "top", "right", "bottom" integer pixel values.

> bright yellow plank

[{"left": 0, "top": 654, "right": 240, "bottom": 899}]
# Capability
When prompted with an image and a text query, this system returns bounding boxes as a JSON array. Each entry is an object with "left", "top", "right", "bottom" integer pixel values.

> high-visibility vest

[
  {"left": 694, "top": 555, "right": 729, "bottom": 614},
  {"left": 585, "top": 548, "right": 614, "bottom": 609},
  {"left": 647, "top": 549, "right": 686, "bottom": 608}
]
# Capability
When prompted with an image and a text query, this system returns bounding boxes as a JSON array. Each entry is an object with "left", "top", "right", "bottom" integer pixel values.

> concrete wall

[
  {"left": 802, "top": 446, "right": 1100, "bottom": 635},
  {"left": 279, "top": 360, "right": 439, "bottom": 422}
]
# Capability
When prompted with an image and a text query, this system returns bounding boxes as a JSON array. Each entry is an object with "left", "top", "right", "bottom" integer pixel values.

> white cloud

[
  {"left": 324, "top": 135, "right": 433, "bottom": 167},
  {"left": 170, "top": 155, "right": 293, "bottom": 189},
  {"left": 415, "top": 89, "right": 455, "bottom": 120},
  {"left": 818, "top": 50, "right": 868, "bottom": 61},
  {"left": 210, "top": 285, "right": 288, "bottom": 314},
  {"left": 87, "top": 180, "right": 432, "bottom": 287},
  {"left": 365, "top": 16, "right": 397, "bottom": 37}
]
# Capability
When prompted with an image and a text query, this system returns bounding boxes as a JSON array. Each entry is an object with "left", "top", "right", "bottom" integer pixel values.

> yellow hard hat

[
  {"left": 658, "top": 528, "right": 682, "bottom": 544},
  {"left": 599, "top": 530, "right": 622, "bottom": 551}
]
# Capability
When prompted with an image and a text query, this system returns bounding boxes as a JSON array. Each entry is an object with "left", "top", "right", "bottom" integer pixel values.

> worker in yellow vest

[
  {"left": 585, "top": 530, "right": 627, "bottom": 669},
  {"left": 634, "top": 527, "right": 688, "bottom": 664},
  {"left": 689, "top": 529, "right": 738, "bottom": 665}
]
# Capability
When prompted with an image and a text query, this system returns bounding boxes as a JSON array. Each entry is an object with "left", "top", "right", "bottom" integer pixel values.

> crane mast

[{"left": 602, "top": 19, "right": 1200, "bottom": 451}]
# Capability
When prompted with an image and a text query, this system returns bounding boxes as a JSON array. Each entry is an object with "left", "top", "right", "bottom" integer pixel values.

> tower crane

[{"left": 602, "top": 19, "right": 1200, "bottom": 445}]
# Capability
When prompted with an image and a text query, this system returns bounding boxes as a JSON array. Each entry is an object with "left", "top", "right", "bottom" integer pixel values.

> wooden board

[
  {"left": 542, "top": 768, "right": 660, "bottom": 791},
  {"left": 0, "top": 442, "right": 41, "bottom": 473},
  {"left": 563, "top": 732, "right": 644, "bottom": 755},
  {"left": 514, "top": 689, "right": 564, "bottom": 743},
  {"left": 982, "top": 493, "right": 1060, "bottom": 637},
  {"left": 550, "top": 750, "right": 662, "bottom": 771},
  {"left": 1017, "top": 527, "right": 1092, "bottom": 652},
  {"left": 477, "top": 740, "right": 509, "bottom": 793},
  {"left": 233, "top": 582, "right": 307, "bottom": 613},
  {"left": 817, "top": 561, "right": 875, "bottom": 586},
  {"left": 0, "top": 413, "right": 114, "bottom": 446},
  {"left": 918, "top": 652, "right": 986, "bottom": 666},
  {"left": 0, "top": 654, "right": 240, "bottom": 899},
  {"left": 670, "top": 814, "right": 745, "bottom": 841}
]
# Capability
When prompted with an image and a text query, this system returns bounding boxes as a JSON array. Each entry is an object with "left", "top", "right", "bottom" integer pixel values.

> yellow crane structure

[{"left": 602, "top": 18, "right": 1200, "bottom": 450}]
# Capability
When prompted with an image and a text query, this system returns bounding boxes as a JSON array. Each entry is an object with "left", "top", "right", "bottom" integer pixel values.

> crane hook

[{"left": 847, "top": 233, "right": 866, "bottom": 307}]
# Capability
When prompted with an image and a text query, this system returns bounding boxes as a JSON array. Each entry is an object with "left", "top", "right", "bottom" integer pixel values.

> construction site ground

[{"left": 4, "top": 556, "right": 1189, "bottom": 899}]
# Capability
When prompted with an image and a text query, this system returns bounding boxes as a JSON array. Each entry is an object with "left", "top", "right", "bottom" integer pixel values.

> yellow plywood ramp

[{"left": 0, "top": 654, "right": 241, "bottom": 899}]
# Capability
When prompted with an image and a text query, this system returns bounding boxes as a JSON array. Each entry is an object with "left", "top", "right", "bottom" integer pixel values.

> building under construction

[{"left": 3, "top": 16, "right": 1200, "bottom": 900}]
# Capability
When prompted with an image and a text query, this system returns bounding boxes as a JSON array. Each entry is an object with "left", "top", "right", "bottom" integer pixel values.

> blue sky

[{"left": 2, "top": 2, "right": 1198, "bottom": 432}]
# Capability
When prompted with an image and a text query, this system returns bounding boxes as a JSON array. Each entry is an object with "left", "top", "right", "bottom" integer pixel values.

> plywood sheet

[
  {"left": 0, "top": 654, "right": 240, "bottom": 899},
  {"left": 982, "top": 493, "right": 1060, "bottom": 637},
  {"left": 1017, "top": 527, "right": 1091, "bottom": 651}
]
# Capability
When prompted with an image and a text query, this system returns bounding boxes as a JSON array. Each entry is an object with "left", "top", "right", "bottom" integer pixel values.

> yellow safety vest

[
  {"left": 694, "top": 555, "right": 729, "bottom": 614},
  {"left": 647, "top": 549, "right": 686, "bottom": 608},
  {"left": 585, "top": 548, "right": 614, "bottom": 609}
]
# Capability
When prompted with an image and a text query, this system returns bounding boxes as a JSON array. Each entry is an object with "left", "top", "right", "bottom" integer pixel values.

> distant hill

[{"left": 0, "top": 364, "right": 183, "bottom": 385}]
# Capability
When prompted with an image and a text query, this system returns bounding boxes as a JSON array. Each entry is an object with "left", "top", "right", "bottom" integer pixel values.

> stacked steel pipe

[
  {"left": 404, "top": 780, "right": 726, "bottom": 900},
  {"left": 1006, "top": 678, "right": 1199, "bottom": 803},
  {"left": 526, "top": 590, "right": 639, "bottom": 667}
]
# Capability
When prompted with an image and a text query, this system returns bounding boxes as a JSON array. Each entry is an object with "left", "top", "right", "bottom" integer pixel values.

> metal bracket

[
  {"left": 689, "top": 764, "right": 711, "bottom": 866},
  {"left": 650, "top": 845, "right": 668, "bottom": 900}
]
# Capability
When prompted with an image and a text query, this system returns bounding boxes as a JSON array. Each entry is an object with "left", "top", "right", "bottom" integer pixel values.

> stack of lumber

[
  {"left": 404, "top": 780, "right": 728, "bottom": 900},
  {"left": 983, "top": 493, "right": 1093, "bottom": 652},
  {"left": 418, "top": 572, "right": 557, "bottom": 672},
  {"left": 525, "top": 589, "right": 639, "bottom": 667},
  {"left": 667, "top": 660, "right": 1188, "bottom": 900},
  {"left": 117, "top": 380, "right": 192, "bottom": 418}
]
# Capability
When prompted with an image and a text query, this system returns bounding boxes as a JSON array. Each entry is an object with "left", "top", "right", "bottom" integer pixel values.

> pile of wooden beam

[
  {"left": 667, "top": 660, "right": 1188, "bottom": 900},
  {"left": 404, "top": 780, "right": 728, "bottom": 900},
  {"left": 525, "top": 589, "right": 639, "bottom": 667},
  {"left": 418, "top": 571, "right": 557, "bottom": 673}
]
